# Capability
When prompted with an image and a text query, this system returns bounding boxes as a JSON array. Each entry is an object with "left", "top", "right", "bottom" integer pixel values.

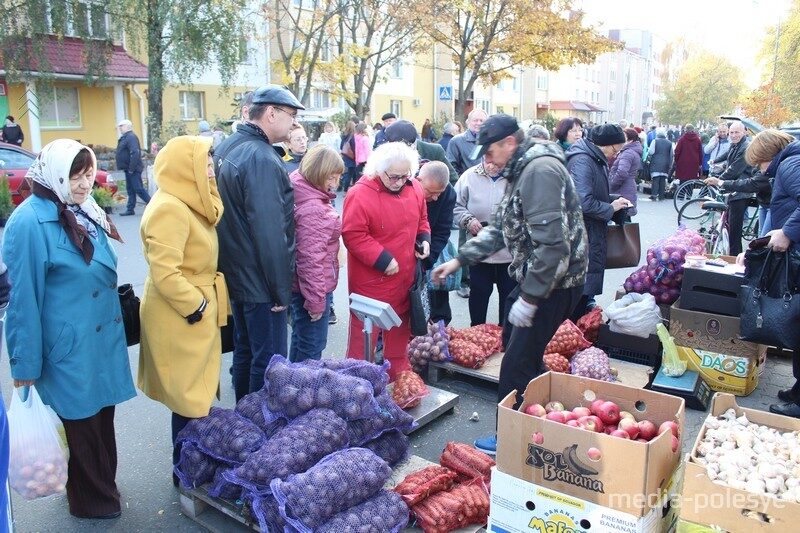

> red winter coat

[
  {"left": 674, "top": 131, "right": 703, "bottom": 181},
  {"left": 342, "top": 176, "right": 431, "bottom": 315},
  {"left": 290, "top": 170, "right": 341, "bottom": 315}
]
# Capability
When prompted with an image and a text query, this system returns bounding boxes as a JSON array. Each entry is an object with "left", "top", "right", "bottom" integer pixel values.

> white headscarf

[{"left": 25, "top": 139, "right": 112, "bottom": 236}]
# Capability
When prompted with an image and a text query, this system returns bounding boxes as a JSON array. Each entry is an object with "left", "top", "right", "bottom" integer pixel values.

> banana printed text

[{"left": 526, "top": 444, "right": 605, "bottom": 493}]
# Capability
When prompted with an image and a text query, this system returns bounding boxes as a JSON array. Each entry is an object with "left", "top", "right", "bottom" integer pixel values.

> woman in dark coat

[
  {"left": 566, "top": 125, "right": 632, "bottom": 318},
  {"left": 609, "top": 128, "right": 643, "bottom": 217},
  {"left": 673, "top": 124, "right": 703, "bottom": 181}
]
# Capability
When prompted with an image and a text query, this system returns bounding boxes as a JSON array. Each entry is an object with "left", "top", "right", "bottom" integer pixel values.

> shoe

[
  {"left": 328, "top": 307, "right": 338, "bottom": 325},
  {"left": 119, "top": 211, "right": 135, "bottom": 216},
  {"left": 769, "top": 402, "right": 800, "bottom": 418},
  {"left": 457, "top": 287, "right": 470, "bottom": 298},
  {"left": 778, "top": 389, "right": 800, "bottom": 403},
  {"left": 474, "top": 434, "right": 497, "bottom": 456}
]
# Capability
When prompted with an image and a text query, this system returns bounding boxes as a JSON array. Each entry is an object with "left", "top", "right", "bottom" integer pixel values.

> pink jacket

[
  {"left": 354, "top": 133, "right": 371, "bottom": 165},
  {"left": 290, "top": 170, "right": 342, "bottom": 314}
]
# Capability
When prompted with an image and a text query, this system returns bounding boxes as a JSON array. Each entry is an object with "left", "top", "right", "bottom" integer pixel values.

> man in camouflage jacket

[{"left": 434, "top": 115, "right": 587, "bottom": 454}]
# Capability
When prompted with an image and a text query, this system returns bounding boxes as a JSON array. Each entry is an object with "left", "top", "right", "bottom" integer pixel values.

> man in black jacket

[
  {"left": 215, "top": 85, "right": 304, "bottom": 402},
  {"left": 116, "top": 119, "right": 151, "bottom": 216},
  {"left": 417, "top": 161, "right": 456, "bottom": 324}
]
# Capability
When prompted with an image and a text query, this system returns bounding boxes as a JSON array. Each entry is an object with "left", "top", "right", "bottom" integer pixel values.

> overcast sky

[{"left": 580, "top": 0, "right": 793, "bottom": 87}]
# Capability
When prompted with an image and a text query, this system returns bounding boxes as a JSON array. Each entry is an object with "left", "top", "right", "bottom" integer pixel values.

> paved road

[{"left": 1, "top": 192, "right": 793, "bottom": 532}]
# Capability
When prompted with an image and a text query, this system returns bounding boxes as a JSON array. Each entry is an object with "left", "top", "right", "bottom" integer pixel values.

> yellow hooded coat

[{"left": 138, "top": 136, "right": 229, "bottom": 418}]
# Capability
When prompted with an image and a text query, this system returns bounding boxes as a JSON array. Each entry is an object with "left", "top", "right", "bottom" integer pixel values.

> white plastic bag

[
  {"left": 7, "top": 386, "right": 68, "bottom": 500},
  {"left": 605, "top": 293, "right": 662, "bottom": 338}
]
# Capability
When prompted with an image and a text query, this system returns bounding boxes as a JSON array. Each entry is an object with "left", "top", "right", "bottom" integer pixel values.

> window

[
  {"left": 39, "top": 86, "right": 81, "bottom": 128},
  {"left": 512, "top": 106, "right": 519, "bottom": 118},
  {"left": 51, "top": 1, "right": 109, "bottom": 38},
  {"left": 610, "top": 70, "right": 616, "bottom": 81},
  {"left": 496, "top": 106, "right": 505, "bottom": 114},
  {"left": 591, "top": 70, "right": 596, "bottom": 82},
  {"left": 179, "top": 91, "right": 205, "bottom": 120},
  {"left": 390, "top": 99, "right": 402, "bottom": 117},
  {"left": 312, "top": 89, "right": 330, "bottom": 108},
  {"left": 537, "top": 75, "right": 548, "bottom": 90},
  {"left": 0, "top": 148, "right": 36, "bottom": 169},
  {"left": 575, "top": 88, "right": 579, "bottom": 99},
  {"left": 320, "top": 41, "right": 332, "bottom": 62},
  {"left": 609, "top": 91, "right": 615, "bottom": 102},
  {"left": 475, "top": 99, "right": 490, "bottom": 113},
  {"left": 584, "top": 90, "right": 588, "bottom": 101},
  {"left": 238, "top": 38, "right": 253, "bottom": 64},
  {"left": 512, "top": 77, "right": 518, "bottom": 91},
  {"left": 390, "top": 58, "right": 403, "bottom": 79}
]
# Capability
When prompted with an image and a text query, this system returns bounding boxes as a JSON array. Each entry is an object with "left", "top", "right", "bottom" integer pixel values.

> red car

[{"left": 0, "top": 142, "right": 118, "bottom": 206}]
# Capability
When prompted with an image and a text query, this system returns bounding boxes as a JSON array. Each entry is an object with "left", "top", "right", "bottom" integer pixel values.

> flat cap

[
  {"left": 251, "top": 85, "right": 305, "bottom": 110},
  {"left": 471, "top": 114, "right": 519, "bottom": 160}
]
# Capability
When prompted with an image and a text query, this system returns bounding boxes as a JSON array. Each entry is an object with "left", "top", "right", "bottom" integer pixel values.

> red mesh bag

[
  {"left": 543, "top": 352, "right": 570, "bottom": 373},
  {"left": 438, "top": 442, "right": 494, "bottom": 484},
  {"left": 576, "top": 307, "right": 604, "bottom": 343},
  {"left": 544, "top": 320, "right": 591, "bottom": 358},
  {"left": 394, "top": 465, "right": 458, "bottom": 506},
  {"left": 391, "top": 370, "right": 429, "bottom": 409},
  {"left": 449, "top": 339, "right": 487, "bottom": 369},
  {"left": 412, "top": 480, "right": 490, "bottom": 533}
]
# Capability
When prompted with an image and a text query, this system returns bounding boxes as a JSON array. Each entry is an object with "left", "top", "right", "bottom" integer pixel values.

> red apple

[
  {"left": 610, "top": 429, "right": 631, "bottom": 439},
  {"left": 659, "top": 420, "right": 680, "bottom": 438},
  {"left": 531, "top": 432, "right": 544, "bottom": 445},
  {"left": 566, "top": 420, "right": 579, "bottom": 427},
  {"left": 596, "top": 401, "right": 621, "bottom": 425},
  {"left": 618, "top": 418, "right": 640, "bottom": 439},
  {"left": 545, "top": 401, "right": 565, "bottom": 413},
  {"left": 671, "top": 435, "right": 680, "bottom": 453},
  {"left": 572, "top": 406, "right": 591, "bottom": 418},
  {"left": 604, "top": 424, "right": 617, "bottom": 434},
  {"left": 636, "top": 438, "right": 649, "bottom": 443},
  {"left": 562, "top": 411, "right": 579, "bottom": 422},
  {"left": 590, "top": 399, "right": 605, "bottom": 415},
  {"left": 587, "top": 447, "right": 602, "bottom": 461},
  {"left": 546, "top": 411, "right": 566, "bottom": 423},
  {"left": 619, "top": 411, "right": 636, "bottom": 421},
  {"left": 637, "top": 420, "right": 657, "bottom": 441},
  {"left": 577, "top": 415, "right": 603, "bottom": 433},
  {"left": 524, "top": 403, "right": 547, "bottom": 417}
]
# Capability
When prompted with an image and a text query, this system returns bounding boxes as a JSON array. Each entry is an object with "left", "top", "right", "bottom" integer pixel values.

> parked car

[{"left": 0, "top": 142, "right": 118, "bottom": 205}]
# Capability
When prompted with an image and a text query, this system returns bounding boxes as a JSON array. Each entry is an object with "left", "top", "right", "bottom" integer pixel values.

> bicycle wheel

[
  {"left": 678, "top": 199, "right": 721, "bottom": 248},
  {"left": 673, "top": 180, "right": 721, "bottom": 212},
  {"left": 742, "top": 208, "right": 760, "bottom": 241},
  {"left": 676, "top": 197, "right": 709, "bottom": 221}
]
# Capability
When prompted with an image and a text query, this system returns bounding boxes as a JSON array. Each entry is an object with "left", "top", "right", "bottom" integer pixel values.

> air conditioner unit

[{"left": 413, "top": 98, "right": 421, "bottom": 107}]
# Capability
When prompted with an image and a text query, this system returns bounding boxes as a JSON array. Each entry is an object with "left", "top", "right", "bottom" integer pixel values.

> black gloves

[{"left": 186, "top": 298, "right": 207, "bottom": 325}]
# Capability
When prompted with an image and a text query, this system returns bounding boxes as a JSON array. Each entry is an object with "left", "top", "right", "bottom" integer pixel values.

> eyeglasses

[
  {"left": 273, "top": 106, "right": 298, "bottom": 119},
  {"left": 384, "top": 171, "right": 411, "bottom": 182}
]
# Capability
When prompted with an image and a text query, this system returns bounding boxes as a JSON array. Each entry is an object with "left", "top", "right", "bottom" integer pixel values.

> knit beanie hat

[{"left": 590, "top": 124, "right": 626, "bottom": 146}]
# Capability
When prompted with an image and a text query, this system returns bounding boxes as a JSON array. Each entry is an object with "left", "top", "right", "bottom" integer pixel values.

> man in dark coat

[
  {"left": 1, "top": 116, "right": 23, "bottom": 146},
  {"left": 711, "top": 120, "right": 756, "bottom": 255},
  {"left": 446, "top": 109, "right": 487, "bottom": 177},
  {"left": 116, "top": 119, "right": 151, "bottom": 216},
  {"left": 372, "top": 112, "right": 396, "bottom": 148},
  {"left": 672, "top": 124, "right": 703, "bottom": 181},
  {"left": 566, "top": 124, "right": 632, "bottom": 319},
  {"left": 215, "top": 85, "right": 304, "bottom": 401},
  {"left": 438, "top": 122, "right": 457, "bottom": 152}
]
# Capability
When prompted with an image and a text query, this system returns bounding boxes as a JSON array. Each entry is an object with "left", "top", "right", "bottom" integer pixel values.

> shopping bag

[
  {"left": 605, "top": 221, "right": 641, "bottom": 269},
  {"left": 426, "top": 241, "right": 462, "bottom": 291},
  {"left": 7, "top": 386, "right": 68, "bottom": 500},
  {"left": 118, "top": 283, "right": 141, "bottom": 346},
  {"left": 408, "top": 261, "right": 430, "bottom": 337}
]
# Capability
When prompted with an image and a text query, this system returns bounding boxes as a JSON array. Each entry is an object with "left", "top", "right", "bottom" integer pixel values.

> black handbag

[
  {"left": 408, "top": 261, "right": 430, "bottom": 336},
  {"left": 739, "top": 249, "right": 800, "bottom": 350},
  {"left": 117, "top": 284, "right": 141, "bottom": 346}
]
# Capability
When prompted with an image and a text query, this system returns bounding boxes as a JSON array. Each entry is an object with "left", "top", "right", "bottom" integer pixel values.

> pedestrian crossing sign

[{"left": 438, "top": 85, "right": 452, "bottom": 100}]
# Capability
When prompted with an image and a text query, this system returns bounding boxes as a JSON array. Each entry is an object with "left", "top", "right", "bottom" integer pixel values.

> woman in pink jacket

[{"left": 289, "top": 145, "right": 345, "bottom": 362}]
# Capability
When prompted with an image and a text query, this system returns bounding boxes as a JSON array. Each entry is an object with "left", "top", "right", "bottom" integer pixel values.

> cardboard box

[
  {"left": 488, "top": 467, "right": 682, "bottom": 533},
  {"left": 497, "top": 372, "right": 685, "bottom": 517},
  {"left": 669, "top": 298, "right": 764, "bottom": 360},
  {"left": 675, "top": 345, "right": 763, "bottom": 396},
  {"left": 680, "top": 393, "right": 800, "bottom": 531}
]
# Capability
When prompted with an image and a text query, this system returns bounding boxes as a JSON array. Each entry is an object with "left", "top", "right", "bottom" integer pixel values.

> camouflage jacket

[{"left": 456, "top": 140, "right": 588, "bottom": 301}]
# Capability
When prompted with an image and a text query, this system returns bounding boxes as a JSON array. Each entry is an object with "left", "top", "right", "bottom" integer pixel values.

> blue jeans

[
  {"left": 125, "top": 170, "right": 151, "bottom": 212},
  {"left": 289, "top": 292, "right": 332, "bottom": 363},
  {"left": 759, "top": 208, "right": 771, "bottom": 237},
  {"left": 230, "top": 301, "right": 288, "bottom": 402}
]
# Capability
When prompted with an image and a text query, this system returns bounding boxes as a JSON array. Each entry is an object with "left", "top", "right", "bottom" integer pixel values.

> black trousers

[
  {"left": 428, "top": 289, "right": 452, "bottom": 324},
  {"left": 172, "top": 412, "right": 194, "bottom": 466},
  {"left": 458, "top": 229, "right": 470, "bottom": 285},
  {"left": 59, "top": 406, "right": 120, "bottom": 518},
  {"left": 498, "top": 285, "right": 584, "bottom": 408},
  {"left": 728, "top": 198, "right": 748, "bottom": 256},
  {"left": 468, "top": 262, "right": 516, "bottom": 326}
]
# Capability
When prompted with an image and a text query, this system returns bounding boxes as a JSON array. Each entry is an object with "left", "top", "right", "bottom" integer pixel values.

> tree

[
  {"left": 415, "top": 0, "right": 617, "bottom": 121},
  {"left": 742, "top": 82, "right": 791, "bottom": 128},
  {"left": 655, "top": 52, "right": 745, "bottom": 126},
  {"left": 759, "top": 0, "right": 800, "bottom": 120},
  {"left": 0, "top": 0, "right": 248, "bottom": 143}
]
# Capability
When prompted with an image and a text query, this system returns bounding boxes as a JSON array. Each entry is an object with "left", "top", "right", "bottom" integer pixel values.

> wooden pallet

[
  {"left": 179, "top": 456, "right": 485, "bottom": 532},
  {"left": 427, "top": 352, "right": 503, "bottom": 385}
]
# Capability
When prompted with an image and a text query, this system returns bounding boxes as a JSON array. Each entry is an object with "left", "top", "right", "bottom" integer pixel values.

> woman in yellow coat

[{"left": 137, "top": 135, "right": 229, "bottom": 478}]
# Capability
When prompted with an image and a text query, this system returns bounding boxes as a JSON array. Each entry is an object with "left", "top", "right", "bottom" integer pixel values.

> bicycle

[
  {"left": 677, "top": 197, "right": 760, "bottom": 254},
  {"left": 672, "top": 179, "right": 722, "bottom": 212}
]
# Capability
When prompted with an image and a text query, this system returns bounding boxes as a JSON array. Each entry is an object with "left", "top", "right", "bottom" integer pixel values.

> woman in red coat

[
  {"left": 342, "top": 142, "right": 431, "bottom": 380},
  {"left": 673, "top": 124, "right": 704, "bottom": 181}
]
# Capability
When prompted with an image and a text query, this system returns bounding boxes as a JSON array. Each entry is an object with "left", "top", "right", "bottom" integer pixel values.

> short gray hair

[
  {"left": 527, "top": 124, "right": 550, "bottom": 140},
  {"left": 656, "top": 127, "right": 667, "bottom": 137},
  {"left": 443, "top": 122, "right": 458, "bottom": 135},
  {"left": 419, "top": 161, "right": 450, "bottom": 187},
  {"left": 363, "top": 142, "right": 419, "bottom": 179}
]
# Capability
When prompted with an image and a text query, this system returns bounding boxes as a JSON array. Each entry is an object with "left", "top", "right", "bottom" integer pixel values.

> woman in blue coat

[{"left": 3, "top": 139, "right": 136, "bottom": 519}]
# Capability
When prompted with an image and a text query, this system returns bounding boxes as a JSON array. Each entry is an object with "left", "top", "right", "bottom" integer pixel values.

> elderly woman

[
  {"left": 609, "top": 127, "right": 643, "bottom": 217},
  {"left": 138, "top": 136, "right": 229, "bottom": 477},
  {"left": 290, "top": 145, "right": 344, "bottom": 362},
  {"left": 342, "top": 142, "right": 431, "bottom": 380},
  {"left": 566, "top": 125, "right": 632, "bottom": 319},
  {"left": 3, "top": 139, "right": 135, "bottom": 518},
  {"left": 554, "top": 117, "right": 584, "bottom": 151}
]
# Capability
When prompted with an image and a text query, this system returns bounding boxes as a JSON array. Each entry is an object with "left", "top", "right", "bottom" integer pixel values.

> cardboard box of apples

[{"left": 496, "top": 372, "right": 685, "bottom": 518}]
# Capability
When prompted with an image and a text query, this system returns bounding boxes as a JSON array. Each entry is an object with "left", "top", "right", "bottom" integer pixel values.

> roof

[
  {"left": 0, "top": 36, "right": 148, "bottom": 81},
  {"left": 549, "top": 101, "right": 607, "bottom": 113}
]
